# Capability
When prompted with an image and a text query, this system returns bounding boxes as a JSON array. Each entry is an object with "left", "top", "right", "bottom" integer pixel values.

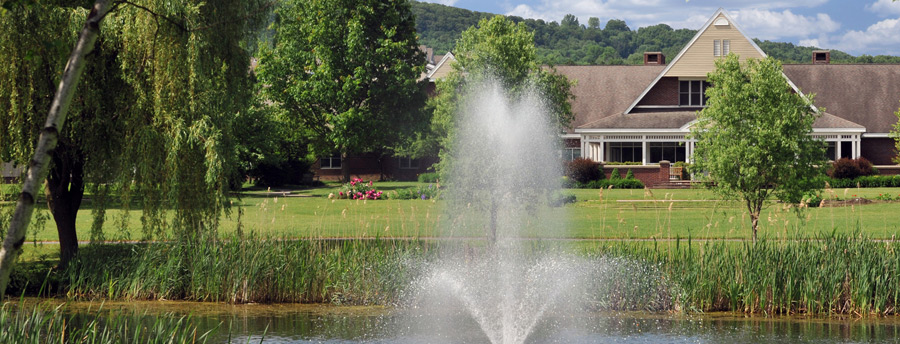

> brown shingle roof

[
  {"left": 785, "top": 64, "right": 900, "bottom": 133},
  {"left": 814, "top": 112, "right": 865, "bottom": 130},
  {"left": 553, "top": 65, "right": 664, "bottom": 132},
  {"left": 578, "top": 111, "right": 697, "bottom": 130}
]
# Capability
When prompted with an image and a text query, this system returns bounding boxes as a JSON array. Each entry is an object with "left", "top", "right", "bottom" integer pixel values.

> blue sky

[{"left": 418, "top": 0, "right": 900, "bottom": 56}]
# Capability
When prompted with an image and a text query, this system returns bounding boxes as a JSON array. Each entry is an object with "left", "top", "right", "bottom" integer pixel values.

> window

[
  {"left": 679, "top": 80, "right": 710, "bottom": 106},
  {"left": 607, "top": 142, "right": 642, "bottom": 163},
  {"left": 320, "top": 155, "right": 342, "bottom": 169},
  {"left": 562, "top": 147, "right": 581, "bottom": 161},
  {"left": 713, "top": 39, "right": 721, "bottom": 56},
  {"left": 648, "top": 142, "right": 686, "bottom": 164},
  {"left": 398, "top": 157, "right": 419, "bottom": 169},
  {"left": 825, "top": 142, "right": 836, "bottom": 161},
  {"left": 723, "top": 40, "right": 730, "bottom": 55}
]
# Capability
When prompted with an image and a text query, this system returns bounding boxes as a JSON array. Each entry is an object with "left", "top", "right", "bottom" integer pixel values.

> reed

[
  {"left": 594, "top": 233, "right": 900, "bottom": 316},
  {"left": 0, "top": 301, "right": 215, "bottom": 344},
  {"left": 56, "top": 235, "right": 435, "bottom": 305}
]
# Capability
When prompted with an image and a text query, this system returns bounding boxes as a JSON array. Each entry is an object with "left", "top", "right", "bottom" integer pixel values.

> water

[
  {"left": 49, "top": 300, "right": 900, "bottom": 343},
  {"left": 421, "top": 79, "right": 581, "bottom": 344}
]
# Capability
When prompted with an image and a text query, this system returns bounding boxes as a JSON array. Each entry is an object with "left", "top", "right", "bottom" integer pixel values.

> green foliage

[
  {"left": 606, "top": 233, "right": 900, "bottom": 315},
  {"left": 583, "top": 178, "right": 644, "bottom": 189},
  {"left": 892, "top": 101, "right": 900, "bottom": 164},
  {"left": 390, "top": 184, "right": 442, "bottom": 200},
  {"left": 609, "top": 168, "right": 621, "bottom": 180},
  {"left": 604, "top": 161, "right": 642, "bottom": 165},
  {"left": 0, "top": 303, "right": 216, "bottom": 344},
  {"left": 0, "top": 1, "right": 268, "bottom": 244},
  {"left": 411, "top": 2, "right": 900, "bottom": 66},
  {"left": 825, "top": 175, "right": 900, "bottom": 188},
  {"left": 417, "top": 172, "right": 440, "bottom": 183},
  {"left": 54, "top": 239, "right": 432, "bottom": 304},
  {"left": 690, "top": 54, "right": 826, "bottom": 240},
  {"left": 257, "top": 0, "right": 427, "bottom": 180},
  {"left": 549, "top": 191, "right": 576, "bottom": 206},
  {"left": 565, "top": 158, "right": 603, "bottom": 184},
  {"left": 410, "top": 15, "right": 574, "bottom": 174},
  {"left": 624, "top": 169, "right": 635, "bottom": 180}
]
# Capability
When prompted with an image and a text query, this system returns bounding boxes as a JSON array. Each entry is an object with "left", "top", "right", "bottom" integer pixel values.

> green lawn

[{"left": 6, "top": 182, "right": 900, "bottom": 242}]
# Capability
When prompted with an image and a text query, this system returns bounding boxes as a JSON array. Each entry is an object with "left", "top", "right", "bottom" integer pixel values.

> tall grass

[
  {"left": 594, "top": 233, "right": 900, "bottom": 316},
  {"left": 11, "top": 232, "right": 900, "bottom": 316},
  {"left": 0, "top": 301, "right": 216, "bottom": 344},
  {"left": 56, "top": 236, "right": 434, "bottom": 305}
]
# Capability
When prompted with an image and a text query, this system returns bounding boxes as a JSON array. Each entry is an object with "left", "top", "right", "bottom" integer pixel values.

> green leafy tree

[
  {"left": 257, "top": 0, "right": 426, "bottom": 182},
  {"left": 690, "top": 55, "right": 826, "bottom": 242},
  {"left": 892, "top": 102, "right": 900, "bottom": 164},
  {"left": 0, "top": 0, "right": 266, "bottom": 267},
  {"left": 411, "top": 15, "right": 574, "bottom": 166}
]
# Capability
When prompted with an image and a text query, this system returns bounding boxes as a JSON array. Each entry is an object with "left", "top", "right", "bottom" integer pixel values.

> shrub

[
  {"left": 824, "top": 175, "right": 900, "bottom": 188},
  {"left": 609, "top": 168, "right": 621, "bottom": 180},
  {"left": 391, "top": 184, "right": 442, "bottom": 200},
  {"left": 584, "top": 178, "right": 644, "bottom": 189},
  {"left": 549, "top": 191, "right": 577, "bottom": 207},
  {"left": 829, "top": 157, "right": 877, "bottom": 179},
  {"left": 560, "top": 176, "right": 575, "bottom": 188},
  {"left": 251, "top": 159, "right": 313, "bottom": 187},
  {"left": 624, "top": 169, "right": 635, "bottom": 180},
  {"left": 336, "top": 178, "right": 384, "bottom": 200},
  {"left": 604, "top": 161, "right": 642, "bottom": 165},
  {"left": 566, "top": 158, "right": 603, "bottom": 184},
  {"left": 418, "top": 172, "right": 439, "bottom": 183}
]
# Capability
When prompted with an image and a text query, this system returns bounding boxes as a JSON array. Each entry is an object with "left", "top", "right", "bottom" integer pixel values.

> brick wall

[
  {"left": 314, "top": 154, "right": 438, "bottom": 181},
  {"left": 636, "top": 77, "right": 679, "bottom": 106},
  {"left": 861, "top": 138, "right": 897, "bottom": 165},
  {"left": 602, "top": 161, "right": 671, "bottom": 188}
]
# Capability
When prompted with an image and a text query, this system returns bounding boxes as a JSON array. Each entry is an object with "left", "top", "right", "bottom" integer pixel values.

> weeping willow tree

[{"left": 0, "top": 0, "right": 268, "bottom": 271}]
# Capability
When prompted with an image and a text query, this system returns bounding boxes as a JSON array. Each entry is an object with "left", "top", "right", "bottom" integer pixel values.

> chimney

[
  {"left": 644, "top": 52, "right": 665, "bottom": 65},
  {"left": 813, "top": 50, "right": 830, "bottom": 64}
]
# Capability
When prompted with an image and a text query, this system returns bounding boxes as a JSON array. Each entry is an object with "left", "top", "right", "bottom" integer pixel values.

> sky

[{"left": 417, "top": 0, "right": 900, "bottom": 56}]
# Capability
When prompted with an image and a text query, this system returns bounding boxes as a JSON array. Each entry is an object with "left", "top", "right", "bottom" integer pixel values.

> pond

[{"left": 42, "top": 299, "right": 900, "bottom": 343}]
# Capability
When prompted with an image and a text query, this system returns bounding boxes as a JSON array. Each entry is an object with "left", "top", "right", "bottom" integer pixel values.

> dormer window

[{"left": 679, "top": 80, "right": 710, "bottom": 106}]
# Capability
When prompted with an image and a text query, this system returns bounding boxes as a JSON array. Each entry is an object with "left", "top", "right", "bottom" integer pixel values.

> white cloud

[
  {"left": 866, "top": 0, "right": 900, "bottom": 16},
  {"left": 418, "top": 0, "right": 459, "bottom": 6},
  {"left": 731, "top": 9, "right": 840, "bottom": 40},
  {"left": 830, "top": 17, "right": 900, "bottom": 55},
  {"left": 501, "top": 1, "right": 838, "bottom": 42}
]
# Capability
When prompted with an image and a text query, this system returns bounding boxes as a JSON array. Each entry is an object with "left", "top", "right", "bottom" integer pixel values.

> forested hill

[{"left": 411, "top": 1, "right": 900, "bottom": 65}]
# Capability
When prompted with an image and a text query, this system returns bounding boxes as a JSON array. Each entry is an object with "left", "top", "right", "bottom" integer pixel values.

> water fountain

[{"left": 409, "top": 79, "right": 596, "bottom": 344}]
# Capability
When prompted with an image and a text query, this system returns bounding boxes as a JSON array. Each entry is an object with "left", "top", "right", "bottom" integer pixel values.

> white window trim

[
  {"left": 320, "top": 156, "right": 342, "bottom": 169},
  {"left": 713, "top": 39, "right": 721, "bottom": 56}
]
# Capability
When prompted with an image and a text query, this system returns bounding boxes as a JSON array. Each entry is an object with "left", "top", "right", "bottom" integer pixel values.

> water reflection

[{"left": 44, "top": 300, "right": 900, "bottom": 343}]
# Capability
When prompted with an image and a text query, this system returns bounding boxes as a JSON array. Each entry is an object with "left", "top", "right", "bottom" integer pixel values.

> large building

[{"left": 555, "top": 8, "right": 899, "bottom": 187}]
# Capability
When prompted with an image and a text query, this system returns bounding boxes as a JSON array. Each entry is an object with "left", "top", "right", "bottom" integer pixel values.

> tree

[
  {"left": 408, "top": 15, "right": 574, "bottom": 242},
  {"left": 0, "top": 0, "right": 267, "bottom": 271},
  {"left": 587, "top": 17, "right": 600, "bottom": 30},
  {"left": 257, "top": 0, "right": 426, "bottom": 182},
  {"left": 409, "top": 15, "right": 574, "bottom": 163},
  {"left": 690, "top": 54, "right": 826, "bottom": 242},
  {"left": 0, "top": 0, "right": 120, "bottom": 267},
  {"left": 892, "top": 102, "right": 900, "bottom": 164}
]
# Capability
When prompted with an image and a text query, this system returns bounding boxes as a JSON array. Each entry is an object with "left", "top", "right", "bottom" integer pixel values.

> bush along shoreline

[{"left": 8, "top": 233, "right": 900, "bottom": 316}]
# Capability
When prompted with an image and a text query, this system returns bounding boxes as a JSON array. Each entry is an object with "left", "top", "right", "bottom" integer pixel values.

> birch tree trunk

[{"left": 0, "top": 0, "right": 111, "bottom": 300}]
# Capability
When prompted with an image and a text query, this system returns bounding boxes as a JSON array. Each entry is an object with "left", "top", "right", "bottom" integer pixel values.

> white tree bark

[{"left": 0, "top": 0, "right": 111, "bottom": 299}]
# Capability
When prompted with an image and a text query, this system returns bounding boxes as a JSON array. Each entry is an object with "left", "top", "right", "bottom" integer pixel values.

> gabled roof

[
  {"left": 624, "top": 8, "right": 787, "bottom": 115},
  {"left": 785, "top": 64, "right": 900, "bottom": 133},
  {"left": 552, "top": 65, "right": 664, "bottom": 132},
  {"left": 424, "top": 52, "right": 456, "bottom": 81}
]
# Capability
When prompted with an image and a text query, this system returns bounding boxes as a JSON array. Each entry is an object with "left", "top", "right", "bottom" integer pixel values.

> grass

[
  {"left": 9, "top": 232, "right": 900, "bottom": 317},
  {"left": 0, "top": 300, "right": 218, "bottom": 344},
  {"left": 5, "top": 182, "right": 900, "bottom": 242}
]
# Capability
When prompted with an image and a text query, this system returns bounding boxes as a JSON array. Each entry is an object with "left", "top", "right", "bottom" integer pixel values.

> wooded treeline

[{"left": 411, "top": 1, "right": 900, "bottom": 65}]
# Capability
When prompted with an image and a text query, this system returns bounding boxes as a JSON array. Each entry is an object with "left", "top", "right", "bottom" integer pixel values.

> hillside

[{"left": 411, "top": 1, "right": 900, "bottom": 65}]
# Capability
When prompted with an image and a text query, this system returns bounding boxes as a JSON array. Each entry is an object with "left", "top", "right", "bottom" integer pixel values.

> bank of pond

[{"left": 7, "top": 233, "right": 900, "bottom": 316}]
